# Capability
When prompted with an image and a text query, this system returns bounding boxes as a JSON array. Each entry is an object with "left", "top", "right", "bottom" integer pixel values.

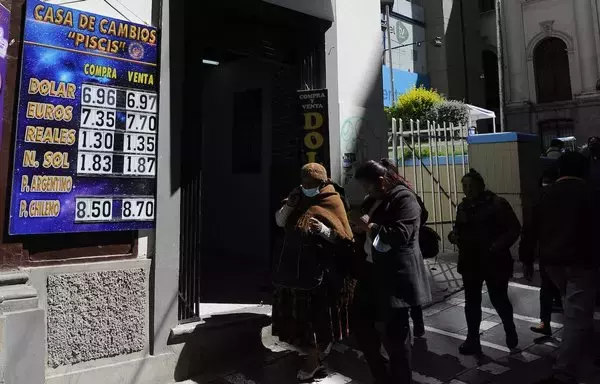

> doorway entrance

[{"left": 178, "top": 0, "right": 329, "bottom": 321}]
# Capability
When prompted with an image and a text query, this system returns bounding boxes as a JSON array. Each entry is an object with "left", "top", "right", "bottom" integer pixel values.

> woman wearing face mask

[
  {"left": 448, "top": 169, "right": 521, "bottom": 355},
  {"left": 351, "top": 159, "right": 431, "bottom": 384},
  {"left": 272, "top": 163, "right": 354, "bottom": 381}
]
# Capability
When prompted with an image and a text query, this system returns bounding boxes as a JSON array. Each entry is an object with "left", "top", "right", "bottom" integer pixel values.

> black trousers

[
  {"left": 539, "top": 265, "right": 562, "bottom": 324},
  {"left": 410, "top": 306, "right": 424, "bottom": 328},
  {"left": 463, "top": 274, "right": 516, "bottom": 340},
  {"left": 352, "top": 270, "right": 412, "bottom": 383}
]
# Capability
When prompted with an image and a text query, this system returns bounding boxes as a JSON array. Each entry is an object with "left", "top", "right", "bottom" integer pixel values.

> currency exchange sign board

[{"left": 9, "top": 0, "right": 160, "bottom": 235}]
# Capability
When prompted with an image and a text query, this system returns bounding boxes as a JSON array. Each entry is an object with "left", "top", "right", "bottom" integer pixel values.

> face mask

[{"left": 301, "top": 186, "right": 320, "bottom": 198}]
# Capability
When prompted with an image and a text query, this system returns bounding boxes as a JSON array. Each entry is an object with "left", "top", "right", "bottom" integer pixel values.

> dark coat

[
  {"left": 520, "top": 178, "right": 598, "bottom": 268},
  {"left": 454, "top": 191, "right": 521, "bottom": 279},
  {"left": 365, "top": 185, "right": 432, "bottom": 311}
]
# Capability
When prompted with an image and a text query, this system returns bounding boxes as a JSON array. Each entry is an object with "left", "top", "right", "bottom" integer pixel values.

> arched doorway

[{"left": 533, "top": 37, "right": 572, "bottom": 103}]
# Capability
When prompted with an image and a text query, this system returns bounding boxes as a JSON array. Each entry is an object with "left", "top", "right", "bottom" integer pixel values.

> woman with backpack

[{"left": 350, "top": 159, "right": 432, "bottom": 384}]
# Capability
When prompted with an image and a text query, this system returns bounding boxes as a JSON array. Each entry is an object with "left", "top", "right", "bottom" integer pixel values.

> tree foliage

[
  {"left": 424, "top": 100, "right": 470, "bottom": 126},
  {"left": 386, "top": 86, "right": 443, "bottom": 122},
  {"left": 385, "top": 87, "right": 470, "bottom": 126}
]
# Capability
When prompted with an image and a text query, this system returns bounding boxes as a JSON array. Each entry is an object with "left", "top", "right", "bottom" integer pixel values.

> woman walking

[
  {"left": 351, "top": 159, "right": 431, "bottom": 384},
  {"left": 272, "top": 163, "right": 354, "bottom": 381},
  {"left": 448, "top": 169, "right": 521, "bottom": 355}
]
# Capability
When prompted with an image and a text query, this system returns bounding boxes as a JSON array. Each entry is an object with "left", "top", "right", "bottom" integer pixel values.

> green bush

[
  {"left": 386, "top": 86, "right": 443, "bottom": 122},
  {"left": 424, "top": 100, "right": 470, "bottom": 126}
]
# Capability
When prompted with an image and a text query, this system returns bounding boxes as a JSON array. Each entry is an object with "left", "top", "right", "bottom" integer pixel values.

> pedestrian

[
  {"left": 586, "top": 136, "right": 600, "bottom": 193},
  {"left": 350, "top": 159, "right": 432, "bottom": 384},
  {"left": 520, "top": 167, "right": 562, "bottom": 337},
  {"left": 448, "top": 169, "right": 521, "bottom": 355},
  {"left": 545, "top": 138, "right": 565, "bottom": 159},
  {"left": 520, "top": 152, "right": 598, "bottom": 384},
  {"left": 272, "top": 163, "right": 355, "bottom": 381}
]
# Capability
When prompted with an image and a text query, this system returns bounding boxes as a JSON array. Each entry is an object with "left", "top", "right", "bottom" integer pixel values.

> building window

[
  {"left": 232, "top": 88, "right": 263, "bottom": 173},
  {"left": 479, "top": 0, "right": 495, "bottom": 12},
  {"left": 538, "top": 119, "right": 574, "bottom": 152},
  {"left": 482, "top": 50, "right": 500, "bottom": 109},
  {"left": 534, "top": 37, "right": 572, "bottom": 103}
]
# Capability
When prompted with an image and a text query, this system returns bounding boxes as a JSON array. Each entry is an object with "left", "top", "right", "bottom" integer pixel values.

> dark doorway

[
  {"left": 482, "top": 50, "right": 499, "bottom": 109},
  {"left": 178, "top": 0, "right": 329, "bottom": 321}
]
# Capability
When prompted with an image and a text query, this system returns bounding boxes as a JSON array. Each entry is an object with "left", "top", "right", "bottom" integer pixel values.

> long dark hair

[{"left": 355, "top": 158, "right": 413, "bottom": 190}]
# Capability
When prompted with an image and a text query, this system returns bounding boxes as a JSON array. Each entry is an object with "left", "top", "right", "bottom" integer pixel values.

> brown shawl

[{"left": 285, "top": 184, "right": 353, "bottom": 241}]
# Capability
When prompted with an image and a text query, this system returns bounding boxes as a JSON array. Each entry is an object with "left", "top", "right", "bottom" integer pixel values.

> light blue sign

[{"left": 382, "top": 65, "right": 430, "bottom": 107}]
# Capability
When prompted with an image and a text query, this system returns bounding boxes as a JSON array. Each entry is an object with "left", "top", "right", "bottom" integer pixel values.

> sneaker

[
  {"left": 506, "top": 328, "right": 519, "bottom": 349},
  {"left": 530, "top": 322, "right": 552, "bottom": 336},
  {"left": 413, "top": 323, "right": 425, "bottom": 338},
  {"left": 459, "top": 338, "right": 482, "bottom": 355}
]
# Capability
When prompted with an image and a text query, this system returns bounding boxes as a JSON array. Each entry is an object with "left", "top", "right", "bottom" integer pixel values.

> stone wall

[{"left": 46, "top": 269, "right": 146, "bottom": 368}]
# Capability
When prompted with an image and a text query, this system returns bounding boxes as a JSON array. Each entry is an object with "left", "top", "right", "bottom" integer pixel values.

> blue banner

[
  {"left": 382, "top": 66, "right": 430, "bottom": 107},
  {"left": 0, "top": 4, "right": 9, "bottom": 154},
  {"left": 9, "top": 0, "right": 159, "bottom": 235}
]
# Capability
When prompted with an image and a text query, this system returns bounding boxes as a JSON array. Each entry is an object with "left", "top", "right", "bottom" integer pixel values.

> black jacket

[
  {"left": 454, "top": 191, "right": 521, "bottom": 278},
  {"left": 366, "top": 185, "right": 432, "bottom": 310},
  {"left": 520, "top": 178, "right": 598, "bottom": 268}
]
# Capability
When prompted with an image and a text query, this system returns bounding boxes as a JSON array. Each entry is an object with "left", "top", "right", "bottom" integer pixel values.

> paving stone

[
  {"left": 477, "top": 362, "right": 510, "bottom": 375},
  {"left": 455, "top": 366, "right": 496, "bottom": 384},
  {"left": 426, "top": 305, "right": 492, "bottom": 334}
]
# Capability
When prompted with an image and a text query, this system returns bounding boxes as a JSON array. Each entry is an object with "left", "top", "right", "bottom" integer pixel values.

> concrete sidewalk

[{"left": 177, "top": 275, "right": 600, "bottom": 384}]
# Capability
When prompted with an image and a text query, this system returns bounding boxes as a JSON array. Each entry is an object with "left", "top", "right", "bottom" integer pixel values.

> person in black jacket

[
  {"left": 351, "top": 159, "right": 432, "bottom": 384},
  {"left": 520, "top": 166, "right": 562, "bottom": 337},
  {"left": 448, "top": 169, "right": 521, "bottom": 355},
  {"left": 520, "top": 152, "right": 599, "bottom": 384}
]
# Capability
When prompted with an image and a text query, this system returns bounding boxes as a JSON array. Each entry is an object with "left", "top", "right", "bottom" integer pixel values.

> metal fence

[{"left": 388, "top": 118, "right": 470, "bottom": 253}]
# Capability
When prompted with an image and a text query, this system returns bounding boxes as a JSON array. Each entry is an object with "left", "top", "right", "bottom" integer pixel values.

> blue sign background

[
  {"left": 0, "top": 4, "right": 9, "bottom": 154},
  {"left": 9, "top": 0, "right": 159, "bottom": 234},
  {"left": 382, "top": 65, "right": 430, "bottom": 107}
]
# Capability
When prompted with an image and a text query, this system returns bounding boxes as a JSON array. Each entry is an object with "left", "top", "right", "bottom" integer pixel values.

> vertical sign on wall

[
  {"left": 298, "top": 89, "right": 329, "bottom": 171},
  {"left": 0, "top": 4, "right": 9, "bottom": 152},
  {"left": 8, "top": 0, "right": 159, "bottom": 235}
]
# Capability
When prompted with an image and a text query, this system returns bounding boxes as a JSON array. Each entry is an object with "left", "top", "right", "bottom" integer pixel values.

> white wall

[{"left": 326, "top": 0, "right": 386, "bottom": 204}]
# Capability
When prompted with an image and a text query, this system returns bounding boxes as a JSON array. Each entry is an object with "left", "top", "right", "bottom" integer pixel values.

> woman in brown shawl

[{"left": 272, "top": 163, "right": 354, "bottom": 381}]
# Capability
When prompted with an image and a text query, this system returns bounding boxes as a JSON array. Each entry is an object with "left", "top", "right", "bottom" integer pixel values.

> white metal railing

[{"left": 388, "top": 118, "right": 470, "bottom": 253}]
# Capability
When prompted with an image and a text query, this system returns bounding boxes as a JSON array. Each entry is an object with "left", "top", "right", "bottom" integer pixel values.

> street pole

[
  {"left": 385, "top": 5, "right": 395, "bottom": 104},
  {"left": 496, "top": 0, "right": 506, "bottom": 132}
]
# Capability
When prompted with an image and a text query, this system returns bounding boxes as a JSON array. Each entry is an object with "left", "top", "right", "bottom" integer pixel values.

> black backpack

[{"left": 411, "top": 192, "right": 441, "bottom": 259}]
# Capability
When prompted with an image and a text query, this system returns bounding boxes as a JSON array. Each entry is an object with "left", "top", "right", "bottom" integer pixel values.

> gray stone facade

[{"left": 46, "top": 269, "right": 146, "bottom": 368}]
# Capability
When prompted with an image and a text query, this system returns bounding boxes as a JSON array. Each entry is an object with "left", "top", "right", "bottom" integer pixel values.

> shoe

[
  {"left": 297, "top": 364, "right": 325, "bottom": 381},
  {"left": 459, "top": 338, "right": 482, "bottom": 355},
  {"left": 506, "top": 328, "right": 519, "bottom": 349},
  {"left": 413, "top": 323, "right": 425, "bottom": 338},
  {"left": 530, "top": 322, "right": 552, "bottom": 336}
]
